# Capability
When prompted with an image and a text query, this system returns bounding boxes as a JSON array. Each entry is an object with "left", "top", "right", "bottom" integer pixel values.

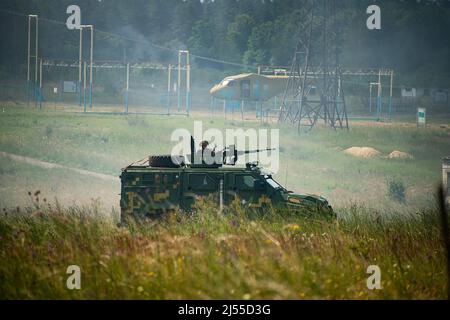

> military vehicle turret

[{"left": 120, "top": 137, "right": 333, "bottom": 222}]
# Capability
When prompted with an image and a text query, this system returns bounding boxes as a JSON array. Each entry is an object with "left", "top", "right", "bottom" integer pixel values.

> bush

[
  {"left": 126, "top": 116, "right": 148, "bottom": 127},
  {"left": 45, "top": 125, "right": 53, "bottom": 138},
  {"left": 387, "top": 178, "right": 406, "bottom": 202}
]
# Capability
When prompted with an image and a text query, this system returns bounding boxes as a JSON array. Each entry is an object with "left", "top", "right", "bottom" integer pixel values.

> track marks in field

[{"left": 0, "top": 151, "right": 119, "bottom": 182}]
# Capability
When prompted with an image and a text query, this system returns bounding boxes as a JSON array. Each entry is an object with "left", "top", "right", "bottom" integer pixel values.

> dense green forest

[{"left": 1, "top": 0, "right": 450, "bottom": 87}]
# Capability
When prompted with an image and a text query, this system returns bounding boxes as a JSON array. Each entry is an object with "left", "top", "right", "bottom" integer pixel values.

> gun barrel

[{"left": 238, "top": 148, "right": 276, "bottom": 155}]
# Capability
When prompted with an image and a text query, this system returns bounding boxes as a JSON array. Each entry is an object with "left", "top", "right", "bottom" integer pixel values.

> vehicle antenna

[{"left": 285, "top": 163, "right": 288, "bottom": 189}]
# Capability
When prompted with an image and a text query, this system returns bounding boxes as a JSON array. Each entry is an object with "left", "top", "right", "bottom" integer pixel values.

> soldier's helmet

[{"left": 200, "top": 140, "right": 209, "bottom": 150}]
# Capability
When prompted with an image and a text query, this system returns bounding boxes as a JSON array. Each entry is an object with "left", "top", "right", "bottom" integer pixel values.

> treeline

[{"left": 1, "top": 0, "right": 450, "bottom": 86}]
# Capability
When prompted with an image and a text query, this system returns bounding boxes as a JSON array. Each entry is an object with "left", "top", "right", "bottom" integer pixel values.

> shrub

[
  {"left": 45, "top": 125, "right": 53, "bottom": 138},
  {"left": 126, "top": 116, "right": 148, "bottom": 127},
  {"left": 387, "top": 178, "right": 406, "bottom": 202}
]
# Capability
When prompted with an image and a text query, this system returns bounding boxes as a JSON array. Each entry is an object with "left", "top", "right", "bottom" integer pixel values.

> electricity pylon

[{"left": 278, "top": 0, "right": 348, "bottom": 132}]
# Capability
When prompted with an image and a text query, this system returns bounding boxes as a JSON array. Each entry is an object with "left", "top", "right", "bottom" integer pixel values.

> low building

[
  {"left": 401, "top": 87, "right": 417, "bottom": 98},
  {"left": 431, "top": 89, "right": 449, "bottom": 104},
  {"left": 401, "top": 86, "right": 449, "bottom": 105}
]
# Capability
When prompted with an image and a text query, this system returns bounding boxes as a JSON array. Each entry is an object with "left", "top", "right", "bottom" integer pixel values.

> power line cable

[{"left": 0, "top": 7, "right": 256, "bottom": 70}]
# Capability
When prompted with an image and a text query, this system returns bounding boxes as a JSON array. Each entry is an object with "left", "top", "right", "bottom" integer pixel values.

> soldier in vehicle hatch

[{"left": 195, "top": 140, "right": 217, "bottom": 165}]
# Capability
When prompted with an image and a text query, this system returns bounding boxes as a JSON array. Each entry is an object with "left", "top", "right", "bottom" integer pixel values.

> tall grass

[{"left": 0, "top": 199, "right": 446, "bottom": 299}]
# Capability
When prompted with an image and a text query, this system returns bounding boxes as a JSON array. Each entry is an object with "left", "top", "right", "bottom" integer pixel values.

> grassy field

[
  {"left": 0, "top": 105, "right": 449, "bottom": 209},
  {"left": 0, "top": 104, "right": 449, "bottom": 299},
  {"left": 0, "top": 201, "right": 446, "bottom": 299}
]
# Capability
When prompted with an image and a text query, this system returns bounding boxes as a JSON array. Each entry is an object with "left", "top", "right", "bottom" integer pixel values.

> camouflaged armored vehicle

[{"left": 120, "top": 138, "right": 333, "bottom": 221}]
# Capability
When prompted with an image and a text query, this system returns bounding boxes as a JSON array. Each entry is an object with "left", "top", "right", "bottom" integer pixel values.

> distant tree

[
  {"left": 171, "top": 0, "right": 202, "bottom": 45},
  {"left": 227, "top": 14, "right": 255, "bottom": 58},
  {"left": 0, "top": 0, "right": 450, "bottom": 86},
  {"left": 269, "top": 10, "right": 304, "bottom": 66},
  {"left": 243, "top": 22, "right": 274, "bottom": 66},
  {"left": 187, "top": 19, "right": 215, "bottom": 57}
]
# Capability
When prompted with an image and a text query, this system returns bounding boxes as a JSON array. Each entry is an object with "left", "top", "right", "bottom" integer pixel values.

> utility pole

[
  {"left": 186, "top": 51, "right": 191, "bottom": 115},
  {"left": 79, "top": 25, "right": 94, "bottom": 109},
  {"left": 377, "top": 70, "right": 382, "bottom": 120},
  {"left": 83, "top": 61, "right": 87, "bottom": 112},
  {"left": 389, "top": 70, "right": 394, "bottom": 119},
  {"left": 89, "top": 25, "right": 94, "bottom": 108},
  {"left": 177, "top": 50, "right": 190, "bottom": 114},
  {"left": 167, "top": 64, "right": 171, "bottom": 115},
  {"left": 39, "top": 59, "right": 42, "bottom": 109},
  {"left": 177, "top": 52, "right": 182, "bottom": 112},
  {"left": 27, "top": 15, "right": 38, "bottom": 107},
  {"left": 125, "top": 62, "right": 129, "bottom": 114},
  {"left": 78, "top": 26, "right": 83, "bottom": 106}
]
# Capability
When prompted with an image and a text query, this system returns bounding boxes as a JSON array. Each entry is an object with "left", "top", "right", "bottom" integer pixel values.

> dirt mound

[
  {"left": 343, "top": 147, "right": 381, "bottom": 158},
  {"left": 388, "top": 150, "right": 413, "bottom": 159}
]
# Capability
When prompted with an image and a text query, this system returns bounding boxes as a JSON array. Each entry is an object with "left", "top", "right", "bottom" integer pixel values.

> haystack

[
  {"left": 343, "top": 147, "right": 381, "bottom": 158},
  {"left": 388, "top": 150, "right": 413, "bottom": 159}
]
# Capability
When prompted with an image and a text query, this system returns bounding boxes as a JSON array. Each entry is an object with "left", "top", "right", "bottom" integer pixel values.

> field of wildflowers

[{"left": 0, "top": 195, "right": 446, "bottom": 299}]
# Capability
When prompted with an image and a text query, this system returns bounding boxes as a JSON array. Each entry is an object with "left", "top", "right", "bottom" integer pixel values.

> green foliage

[
  {"left": 187, "top": 20, "right": 215, "bottom": 57},
  {"left": 1, "top": 0, "right": 450, "bottom": 85},
  {"left": 0, "top": 200, "right": 445, "bottom": 299},
  {"left": 243, "top": 21, "right": 274, "bottom": 65},
  {"left": 45, "top": 125, "right": 53, "bottom": 138},
  {"left": 126, "top": 116, "right": 149, "bottom": 127},
  {"left": 227, "top": 14, "right": 255, "bottom": 57},
  {"left": 387, "top": 178, "right": 406, "bottom": 203}
]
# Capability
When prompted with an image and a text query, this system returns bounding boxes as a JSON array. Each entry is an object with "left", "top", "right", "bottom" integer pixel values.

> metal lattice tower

[{"left": 278, "top": 0, "right": 348, "bottom": 131}]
